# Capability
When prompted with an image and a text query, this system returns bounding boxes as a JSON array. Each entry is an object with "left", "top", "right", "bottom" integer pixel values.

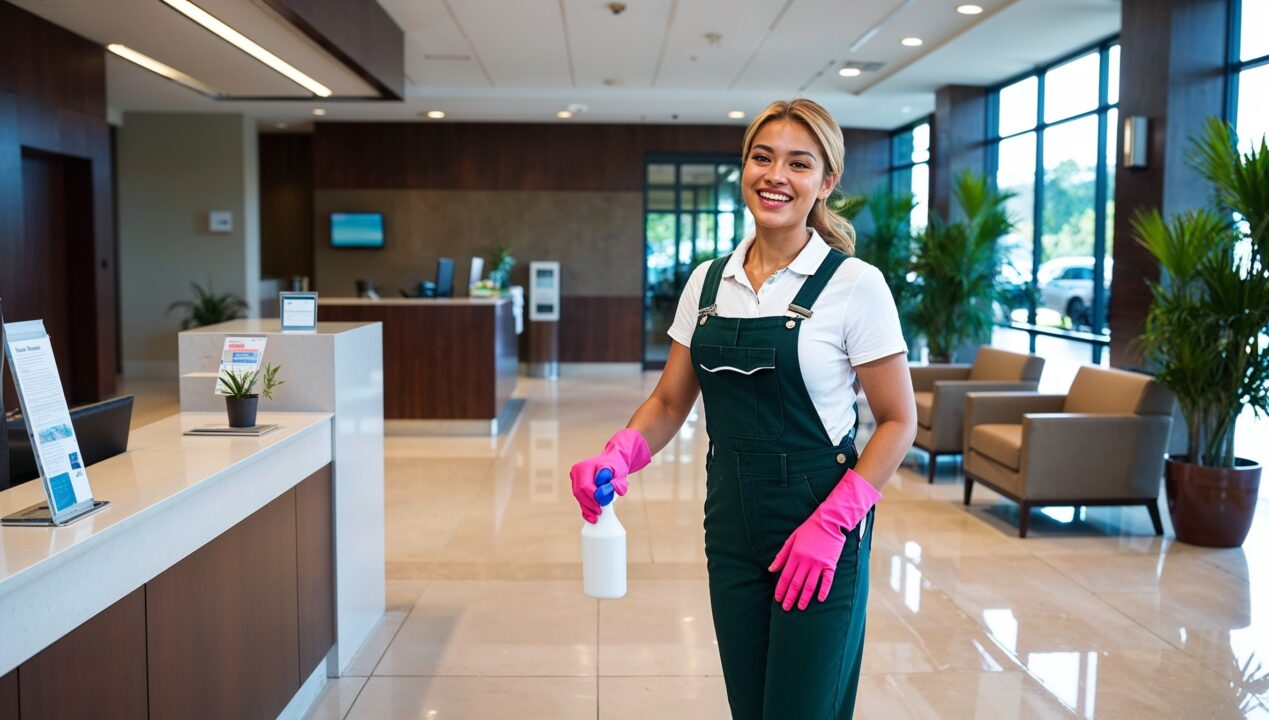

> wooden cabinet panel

[
  {"left": 18, "top": 588, "right": 147, "bottom": 720},
  {"left": 146, "top": 490, "right": 300, "bottom": 720},
  {"left": 296, "top": 465, "right": 335, "bottom": 674},
  {"left": 0, "top": 670, "right": 17, "bottom": 720}
]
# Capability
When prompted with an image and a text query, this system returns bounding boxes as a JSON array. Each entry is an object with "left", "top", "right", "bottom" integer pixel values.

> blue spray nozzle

[{"left": 593, "top": 468, "right": 616, "bottom": 506}]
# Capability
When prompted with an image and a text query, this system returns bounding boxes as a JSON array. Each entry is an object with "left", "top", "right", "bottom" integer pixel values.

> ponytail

[{"left": 811, "top": 193, "right": 856, "bottom": 255}]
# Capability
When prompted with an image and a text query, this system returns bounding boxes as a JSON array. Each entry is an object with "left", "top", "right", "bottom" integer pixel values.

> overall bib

[{"left": 690, "top": 250, "right": 873, "bottom": 720}]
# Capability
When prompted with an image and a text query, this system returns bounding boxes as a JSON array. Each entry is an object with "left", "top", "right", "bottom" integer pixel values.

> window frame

[
  {"left": 889, "top": 117, "right": 933, "bottom": 233},
  {"left": 1227, "top": 0, "right": 1269, "bottom": 130},
  {"left": 987, "top": 34, "right": 1120, "bottom": 362}
]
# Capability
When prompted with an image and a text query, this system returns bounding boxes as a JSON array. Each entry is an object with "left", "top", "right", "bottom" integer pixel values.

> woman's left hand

[{"left": 769, "top": 468, "right": 881, "bottom": 611}]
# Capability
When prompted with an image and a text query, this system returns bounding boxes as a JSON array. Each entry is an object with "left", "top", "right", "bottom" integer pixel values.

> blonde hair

[{"left": 740, "top": 99, "right": 855, "bottom": 255}]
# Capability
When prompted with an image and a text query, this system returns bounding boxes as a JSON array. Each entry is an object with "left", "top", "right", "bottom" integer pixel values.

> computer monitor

[
  {"left": 467, "top": 257, "right": 484, "bottom": 293},
  {"left": 435, "top": 258, "right": 455, "bottom": 298},
  {"left": 3, "top": 395, "right": 133, "bottom": 490}
]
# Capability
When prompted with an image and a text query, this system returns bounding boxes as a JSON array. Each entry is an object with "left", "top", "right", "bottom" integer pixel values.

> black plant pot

[{"left": 225, "top": 395, "right": 259, "bottom": 428}]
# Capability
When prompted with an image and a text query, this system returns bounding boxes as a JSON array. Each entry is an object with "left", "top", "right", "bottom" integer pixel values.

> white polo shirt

[{"left": 667, "top": 230, "right": 908, "bottom": 445}]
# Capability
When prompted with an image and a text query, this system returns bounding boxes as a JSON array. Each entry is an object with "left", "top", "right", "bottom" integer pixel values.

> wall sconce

[{"left": 1123, "top": 115, "right": 1149, "bottom": 169}]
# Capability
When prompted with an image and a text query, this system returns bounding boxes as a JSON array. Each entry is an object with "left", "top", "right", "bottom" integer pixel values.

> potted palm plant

[
  {"left": 1132, "top": 118, "right": 1268, "bottom": 547},
  {"left": 168, "top": 282, "right": 248, "bottom": 329},
  {"left": 218, "top": 363, "right": 284, "bottom": 428},
  {"left": 849, "top": 187, "right": 918, "bottom": 352},
  {"left": 910, "top": 172, "right": 1015, "bottom": 362}
]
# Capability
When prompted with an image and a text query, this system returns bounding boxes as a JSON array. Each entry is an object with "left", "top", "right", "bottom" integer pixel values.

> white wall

[{"left": 116, "top": 113, "right": 259, "bottom": 377}]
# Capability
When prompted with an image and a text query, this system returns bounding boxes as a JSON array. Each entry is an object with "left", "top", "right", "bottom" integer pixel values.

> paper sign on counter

[{"left": 216, "top": 336, "right": 267, "bottom": 395}]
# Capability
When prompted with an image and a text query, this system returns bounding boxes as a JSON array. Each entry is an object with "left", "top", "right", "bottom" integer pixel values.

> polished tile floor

[{"left": 282, "top": 372, "right": 1269, "bottom": 720}]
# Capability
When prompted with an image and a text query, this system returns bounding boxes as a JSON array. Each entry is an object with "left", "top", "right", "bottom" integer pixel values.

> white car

[{"left": 1037, "top": 256, "right": 1112, "bottom": 329}]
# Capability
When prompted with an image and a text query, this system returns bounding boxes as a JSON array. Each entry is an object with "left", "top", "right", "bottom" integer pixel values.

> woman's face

[{"left": 741, "top": 119, "right": 837, "bottom": 235}]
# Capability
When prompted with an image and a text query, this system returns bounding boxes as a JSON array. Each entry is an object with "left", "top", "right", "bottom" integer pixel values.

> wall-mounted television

[{"left": 330, "top": 212, "right": 385, "bottom": 249}]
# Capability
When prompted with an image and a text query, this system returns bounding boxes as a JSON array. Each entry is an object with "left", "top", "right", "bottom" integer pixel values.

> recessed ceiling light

[
  {"left": 557, "top": 110, "right": 574, "bottom": 119},
  {"left": 956, "top": 4, "right": 985, "bottom": 15},
  {"left": 727, "top": 110, "right": 745, "bottom": 119},
  {"left": 901, "top": 37, "right": 924, "bottom": 47},
  {"left": 107, "top": 44, "right": 222, "bottom": 97},
  {"left": 160, "top": 0, "right": 332, "bottom": 97},
  {"left": 426, "top": 110, "right": 446, "bottom": 119},
  {"left": 312, "top": 108, "right": 326, "bottom": 116},
  {"left": 838, "top": 67, "right": 863, "bottom": 77}
]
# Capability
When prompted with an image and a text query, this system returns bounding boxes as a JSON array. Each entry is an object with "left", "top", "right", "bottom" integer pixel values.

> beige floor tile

[
  {"left": 598, "top": 579, "right": 722, "bottom": 676},
  {"left": 303, "top": 676, "right": 368, "bottom": 720},
  {"left": 375, "top": 580, "right": 597, "bottom": 676},
  {"left": 343, "top": 609, "right": 411, "bottom": 677},
  {"left": 598, "top": 677, "right": 730, "bottom": 719},
  {"left": 855, "top": 671, "right": 1078, "bottom": 719},
  {"left": 345, "top": 676, "right": 596, "bottom": 720}
]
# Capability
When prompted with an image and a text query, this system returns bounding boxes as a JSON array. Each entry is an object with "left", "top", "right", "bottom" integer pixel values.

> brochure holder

[{"left": 1, "top": 303, "right": 109, "bottom": 527}]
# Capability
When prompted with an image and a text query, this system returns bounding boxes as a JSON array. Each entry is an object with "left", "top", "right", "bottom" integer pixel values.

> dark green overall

[{"left": 690, "top": 250, "right": 873, "bottom": 720}]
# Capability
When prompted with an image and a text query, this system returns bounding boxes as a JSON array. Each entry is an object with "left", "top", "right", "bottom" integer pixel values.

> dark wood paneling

[
  {"left": 0, "top": 670, "right": 17, "bottom": 720},
  {"left": 527, "top": 319, "right": 559, "bottom": 364},
  {"left": 262, "top": 0, "right": 404, "bottom": 99},
  {"left": 559, "top": 296, "right": 642, "bottom": 362},
  {"left": 931, "top": 85, "right": 988, "bottom": 220},
  {"left": 841, "top": 128, "right": 890, "bottom": 196},
  {"left": 18, "top": 588, "right": 148, "bottom": 720},
  {"left": 296, "top": 465, "right": 335, "bottom": 675},
  {"left": 0, "top": 1, "right": 115, "bottom": 406},
  {"left": 314, "top": 123, "right": 745, "bottom": 191},
  {"left": 147, "top": 489, "right": 300, "bottom": 720},
  {"left": 1110, "top": 0, "right": 1227, "bottom": 366},
  {"left": 318, "top": 303, "right": 515, "bottom": 419},
  {"left": 260, "top": 133, "right": 314, "bottom": 282}
]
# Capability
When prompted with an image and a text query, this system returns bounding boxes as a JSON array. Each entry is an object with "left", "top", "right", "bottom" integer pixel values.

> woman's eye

[
  {"left": 751, "top": 154, "right": 770, "bottom": 163},
  {"left": 792, "top": 161, "right": 809, "bottom": 169}
]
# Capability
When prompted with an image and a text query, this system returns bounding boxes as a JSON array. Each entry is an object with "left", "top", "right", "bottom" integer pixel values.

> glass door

[{"left": 644, "top": 156, "right": 750, "bottom": 368}]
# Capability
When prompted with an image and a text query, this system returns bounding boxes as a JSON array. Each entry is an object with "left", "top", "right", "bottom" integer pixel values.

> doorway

[{"left": 643, "top": 156, "right": 753, "bottom": 368}]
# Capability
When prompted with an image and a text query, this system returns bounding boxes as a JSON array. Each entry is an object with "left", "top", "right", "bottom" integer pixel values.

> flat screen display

[{"left": 330, "top": 213, "right": 385, "bottom": 248}]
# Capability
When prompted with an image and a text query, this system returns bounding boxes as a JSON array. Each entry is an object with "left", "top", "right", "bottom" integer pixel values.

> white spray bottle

[{"left": 582, "top": 468, "right": 627, "bottom": 599}]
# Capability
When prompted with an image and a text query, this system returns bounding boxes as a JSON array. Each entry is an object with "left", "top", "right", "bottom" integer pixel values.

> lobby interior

[{"left": 2, "top": 0, "right": 1268, "bottom": 718}]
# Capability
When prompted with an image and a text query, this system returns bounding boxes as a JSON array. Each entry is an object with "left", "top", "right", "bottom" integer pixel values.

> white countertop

[
  {"left": 0, "top": 411, "right": 333, "bottom": 674},
  {"left": 320, "top": 296, "right": 510, "bottom": 306},
  {"left": 179, "top": 319, "right": 379, "bottom": 335}
]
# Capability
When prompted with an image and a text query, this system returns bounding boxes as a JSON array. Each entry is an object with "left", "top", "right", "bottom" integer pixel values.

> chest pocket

[{"left": 696, "top": 345, "right": 784, "bottom": 440}]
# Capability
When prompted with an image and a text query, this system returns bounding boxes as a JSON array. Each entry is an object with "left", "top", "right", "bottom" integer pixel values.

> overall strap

[
  {"left": 697, "top": 254, "right": 732, "bottom": 316},
  {"left": 787, "top": 249, "right": 848, "bottom": 318}
]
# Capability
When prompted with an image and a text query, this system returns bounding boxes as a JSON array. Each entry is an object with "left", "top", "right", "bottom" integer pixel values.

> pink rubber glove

[
  {"left": 769, "top": 469, "right": 882, "bottom": 611},
  {"left": 570, "top": 428, "right": 652, "bottom": 524}
]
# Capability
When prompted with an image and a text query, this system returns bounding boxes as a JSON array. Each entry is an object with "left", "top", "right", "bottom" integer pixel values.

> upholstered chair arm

[
  {"left": 1020, "top": 414, "right": 1169, "bottom": 501},
  {"left": 910, "top": 365, "right": 972, "bottom": 392},
  {"left": 964, "top": 393, "right": 1066, "bottom": 429},
  {"left": 928, "top": 381, "right": 1043, "bottom": 450}
]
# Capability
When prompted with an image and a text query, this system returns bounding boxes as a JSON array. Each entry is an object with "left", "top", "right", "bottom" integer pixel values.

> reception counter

[
  {"left": 0, "top": 412, "right": 335, "bottom": 719},
  {"left": 318, "top": 298, "right": 518, "bottom": 434}
]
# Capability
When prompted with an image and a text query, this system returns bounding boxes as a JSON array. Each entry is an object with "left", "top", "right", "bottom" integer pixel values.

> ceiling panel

[
  {"left": 10, "top": 0, "right": 377, "bottom": 97},
  {"left": 653, "top": 0, "right": 790, "bottom": 90},
  {"left": 445, "top": 0, "right": 571, "bottom": 87},
  {"left": 562, "top": 0, "right": 671, "bottom": 89},
  {"left": 377, "top": 0, "right": 490, "bottom": 89}
]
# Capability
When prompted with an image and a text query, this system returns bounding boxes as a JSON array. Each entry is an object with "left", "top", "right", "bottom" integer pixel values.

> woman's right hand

[{"left": 570, "top": 428, "right": 651, "bottom": 523}]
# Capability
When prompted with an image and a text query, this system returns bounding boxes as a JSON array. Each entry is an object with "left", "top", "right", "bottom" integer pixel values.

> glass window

[
  {"left": 997, "top": 132, "right": 1037, "bottom": 323},
  {"left": 999, "top": 76, "right": 1039, "bottom": 137},
  {"left": 911, "top": 123, "right": 931, "bottom": 163},
  {"left": 1040, "top": 115, "right": 1099, "bottom": 329},
  {"left": 1236, "top": 63, "right": 1269, "bottom": 154},
  {"left": 647, "top": 164, "right": 675, "bottom": 185},
  {"left": 909, "top": 162, "right": 929, "bottom": 232},
  {"left": 1241, "top": 0, "right": 1269, "bottom": 62},
  {"left": 1107, "top": 45, "right": 1120, "bottom": 105},
  {"left": 890, "top": 121, "right": 931, "bottom": 234},
  {"left": 1044, "top": 52, "right": 1100, "bottom": 123}
]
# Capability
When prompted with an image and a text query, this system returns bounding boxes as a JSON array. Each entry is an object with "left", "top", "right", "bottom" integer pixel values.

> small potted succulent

[{"left": 218, "top": 363, "right": 284, "bottom": 428}]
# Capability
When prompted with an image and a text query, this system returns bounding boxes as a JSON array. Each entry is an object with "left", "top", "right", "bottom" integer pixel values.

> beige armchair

[
  {"left": 962, "top": 366, "right": 1176, "bottom": 537},
  {"left": 911, "top": 347, "right": 1045, "bottom": 483}
]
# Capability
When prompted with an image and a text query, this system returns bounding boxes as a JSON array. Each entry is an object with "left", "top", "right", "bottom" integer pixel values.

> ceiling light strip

[
  {"left": 107, "top": 43, "right": 223, "bottom": 98},
  {"left": 160, "top": 0, "right": 332, "bottom": 97},
  {"left": 848, "top": 0, "right": 918, "bottom": 53}
]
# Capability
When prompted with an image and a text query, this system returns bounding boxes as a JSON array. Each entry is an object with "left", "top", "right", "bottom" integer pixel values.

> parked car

[{"left": 1037, "top": 256, "right": 1112, "bottom": 329}]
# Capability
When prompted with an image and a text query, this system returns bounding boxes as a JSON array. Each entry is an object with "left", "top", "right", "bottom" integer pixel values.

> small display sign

[
  {"left": 216, "top": 336, "right": 267, "bottom": 395},
  {"left": 280, "top": 292, "right": 318, "bottom": 333}
]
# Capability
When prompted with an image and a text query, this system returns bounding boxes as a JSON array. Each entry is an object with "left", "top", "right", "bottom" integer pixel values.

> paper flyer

[
  {"left": 3, "top": 320, "right": 94, "bottom": 516},
  {"left": 215, "top": 336, "right": 267, "bottom": 395}
]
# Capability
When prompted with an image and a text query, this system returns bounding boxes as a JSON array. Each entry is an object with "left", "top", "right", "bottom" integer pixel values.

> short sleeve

[
  {"left": 666, "top": 262, "right": 712, "bottom": 348},
  {"left": 842, "top": 265, "right": 908, "bottom": 365}
]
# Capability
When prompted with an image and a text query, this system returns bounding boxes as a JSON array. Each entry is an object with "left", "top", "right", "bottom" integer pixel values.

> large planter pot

[
  {"left": 225, "top": 395, "right": 259, "bottom": 428},
  {"left": 1165, "top": 456, "right": 1262, "bottom": 547}
]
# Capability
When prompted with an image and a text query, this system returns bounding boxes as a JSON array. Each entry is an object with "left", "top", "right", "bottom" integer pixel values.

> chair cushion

[
  {"left": 914, "top": 391, "right": 934, "bottom": 428},
  {"left": 1063, "top": 366, "right": 1152, "bottom": 414},
  {"left": 968, "top": 347, "right": 1031, "bottom": 381},
  {"left": 969, "top": 423, "right": 1023, "bottom": 470}
]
